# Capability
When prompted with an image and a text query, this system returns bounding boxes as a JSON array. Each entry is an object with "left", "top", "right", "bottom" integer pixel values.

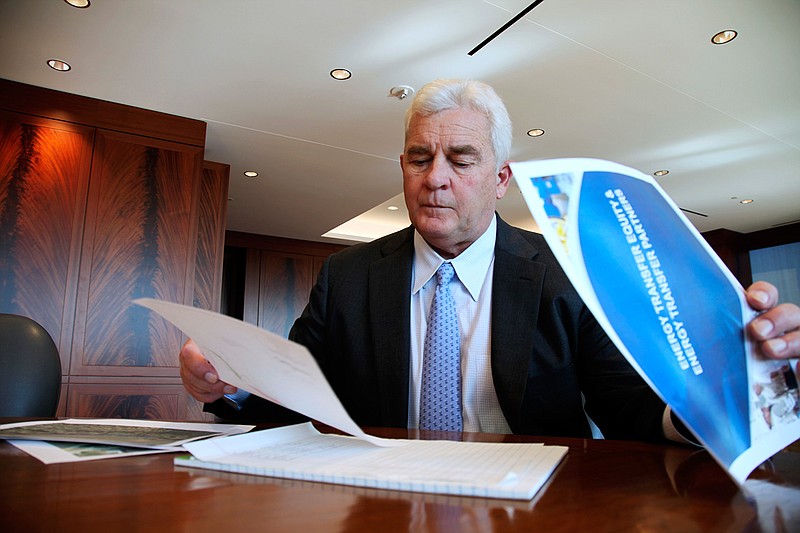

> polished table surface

[{"left": 1, "top": 423, "right": 798, "bottom": 532}]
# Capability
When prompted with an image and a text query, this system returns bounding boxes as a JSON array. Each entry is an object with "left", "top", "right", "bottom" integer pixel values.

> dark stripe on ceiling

[
  {"left": 679, "top": 207, "right": 709, "bottom": 218},
  {"left": 468, "top": 0, "right": 546, "bottom": 56}
]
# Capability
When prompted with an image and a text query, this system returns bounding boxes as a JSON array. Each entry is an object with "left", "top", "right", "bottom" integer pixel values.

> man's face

[{"left": 401, "top": 107, "right": 510, "bottom": 258}]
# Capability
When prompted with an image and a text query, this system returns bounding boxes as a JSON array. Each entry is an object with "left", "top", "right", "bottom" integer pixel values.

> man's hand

[
  {"left": 745, "top": 281, "right": 800, "bottom": 360},
  {"left": 179, "top": 339, "right": 236, "bottom": 403}
]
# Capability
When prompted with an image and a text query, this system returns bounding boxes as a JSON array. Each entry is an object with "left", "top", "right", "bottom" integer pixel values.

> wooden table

[{"left": 1, "top": 425, "right": 798, "bottom": 532}]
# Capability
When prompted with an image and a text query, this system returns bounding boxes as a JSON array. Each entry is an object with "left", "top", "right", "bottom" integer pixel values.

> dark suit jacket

[{"left": 209, "top": 215, "right": 668, "bottom": 441}]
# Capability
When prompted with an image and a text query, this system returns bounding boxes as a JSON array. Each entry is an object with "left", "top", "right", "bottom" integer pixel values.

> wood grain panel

[
  {"left": 1, "top": 81, "right": 222, "bottom": 421},
  {"left": 72, "top": 130, "right": 203, "bottom": 375},
  {"left": 66, "top": 383, "right": 189, "bottom": 420},
  {"left": 228, "top": 232, "right": 346, "bottom": 331},
  {"left": 66, "top": 377, "right": 213, "bottom": 421},
  {"left": 257, "top": 252, "right": 314, "bottom": 338},
  {"left": 243, "top": 248, "right": 262, "bottom": 326},
  {"left": 0, "top": 111, "right": 93, "bottom": 366},
  {"left": 0, "top": 78, "right": 206, "bottom": 147},
  {"left": 193, "top": 161, "right": 229, "bottom": 312}
]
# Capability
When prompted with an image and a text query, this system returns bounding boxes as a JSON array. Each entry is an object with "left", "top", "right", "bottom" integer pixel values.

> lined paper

[{"left": 179, "top": 422, "right": 567, "bottom": 500}]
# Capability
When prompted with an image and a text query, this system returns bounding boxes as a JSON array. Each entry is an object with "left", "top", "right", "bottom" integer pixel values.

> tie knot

[{"left": 436, "top": 262, "right": 455, "bottom": 285}]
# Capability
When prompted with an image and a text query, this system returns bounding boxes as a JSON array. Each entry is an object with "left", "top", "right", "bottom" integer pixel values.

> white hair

[{"left": 405, "top": 79, "right": 513, "bottom": 171}]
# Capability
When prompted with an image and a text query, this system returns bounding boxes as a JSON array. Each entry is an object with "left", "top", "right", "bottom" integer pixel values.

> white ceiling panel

[{"left": 1, "top": 0, "right": 797, "bottom": 244}]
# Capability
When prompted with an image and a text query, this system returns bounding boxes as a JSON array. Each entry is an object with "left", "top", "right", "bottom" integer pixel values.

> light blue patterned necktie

[{"left": 419, "top": 262, "right": 462, "bottom": 432}]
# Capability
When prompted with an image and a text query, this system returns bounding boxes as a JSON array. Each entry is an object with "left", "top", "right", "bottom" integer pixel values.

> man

[{"left": 181, "top": 79, "right": 800, "bottom": 441}]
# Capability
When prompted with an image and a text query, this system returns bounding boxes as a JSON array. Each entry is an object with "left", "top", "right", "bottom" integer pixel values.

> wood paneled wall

[
  {"left": 224, "top": 231, "right": 346, "bottom": 337},
  {"left": 195, "top": 161, "right": 230, "bottom": 312},
  {"left": 0, "top": 79, "right": 228, "bottom": 421},
  {"left": 0, "top": 111, "right": 92, "bottom": 365},
  {"left": 73, "top": 130, "right": 202, "bottom": 375}
]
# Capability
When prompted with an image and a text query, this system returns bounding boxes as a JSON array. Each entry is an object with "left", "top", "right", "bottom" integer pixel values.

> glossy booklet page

[{"left": 509, "top": 158, "right": 799, "bottom": 485}]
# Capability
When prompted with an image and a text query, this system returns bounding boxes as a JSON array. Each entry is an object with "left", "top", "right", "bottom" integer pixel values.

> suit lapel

[
  {"left": 363, "top": 220, "right": 548, "bottom": 428},
  {"left": 368, "top": 227, "right": 414, "bottom": 426},
  {"left": 491, "top": 218, "right": 547, "bottom": 429}
]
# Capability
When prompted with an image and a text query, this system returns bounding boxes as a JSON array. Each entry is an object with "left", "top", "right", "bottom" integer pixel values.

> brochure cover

[{"left": 509, "top": 158, "right": 799, "bottom": 484}]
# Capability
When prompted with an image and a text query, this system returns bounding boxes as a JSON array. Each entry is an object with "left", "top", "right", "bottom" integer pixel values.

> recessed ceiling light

[
  {"left": 47, "top": 59, "right": 71, "bottom": 72},
  {"left": 243, "top": 170, "right": 258, "bottom": 178},
  {"left": 64, "top": 0, "right": 91, "bottom": 7},
  {"left": 387, "top": 205, "right": 399, "bottom": 211},
  {"left": 653, "top": 169, "right": 669, "bottom": 177},
  {"left": 526, "top": 129, "right": 545, "bottom": 137},
  {"left": 330, "top": 68, "right": 352, "bottom": 80},
  {"left": 711, "top": 30, "right": 737, "bottom": 45},
  {"left": 739, "top": 199, "right": 754, "bottom": 204}
]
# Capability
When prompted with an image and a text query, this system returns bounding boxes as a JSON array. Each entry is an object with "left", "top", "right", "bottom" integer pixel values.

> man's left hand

[{"left": 746, "top": 281, "right": 800, "bottom": 359}]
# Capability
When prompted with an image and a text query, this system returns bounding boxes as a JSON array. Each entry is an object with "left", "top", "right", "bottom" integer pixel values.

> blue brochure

[{"left": 510, "top": 158, "right": 799, "bottom": 485}]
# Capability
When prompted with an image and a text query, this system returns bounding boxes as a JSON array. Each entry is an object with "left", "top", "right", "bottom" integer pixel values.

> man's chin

[
  {"left": 414, "top": 212, "right": 451, "bottom": 228},
  {"left": 414, "top": 218, "right": 456, "bottom": 242}
]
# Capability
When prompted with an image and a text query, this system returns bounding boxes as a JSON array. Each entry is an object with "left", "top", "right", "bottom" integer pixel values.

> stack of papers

[
  {"left": 0, "top": 418, "right": 253, "bottom": 464},
  {"left": 177, "top": 422, "right": 567, "bottom": 500},
  {"left": 133, "top": 298, "right": 568, "bottom": 501}
]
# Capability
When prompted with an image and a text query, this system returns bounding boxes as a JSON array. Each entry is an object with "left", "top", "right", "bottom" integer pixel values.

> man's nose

[{"left": 424, "top": 156, "right": 451, "bottom": 188}]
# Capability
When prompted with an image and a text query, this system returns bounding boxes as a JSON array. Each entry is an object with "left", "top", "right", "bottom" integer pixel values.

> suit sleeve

[{"left": 575, "top": 305, "right": 669, "bottom": 442}]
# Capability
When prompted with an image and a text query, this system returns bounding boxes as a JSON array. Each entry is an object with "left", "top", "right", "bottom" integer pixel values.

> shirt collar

[{"left": 412, "top": 215, "right": 497, "bottom": 301}]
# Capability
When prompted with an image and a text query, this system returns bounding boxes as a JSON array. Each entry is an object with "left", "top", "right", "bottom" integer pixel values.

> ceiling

[{"left": 2, "top": 0, "right": 798, "bottom": 245}]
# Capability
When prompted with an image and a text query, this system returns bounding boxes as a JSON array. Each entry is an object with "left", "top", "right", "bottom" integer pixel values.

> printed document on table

[
  {"left": 0, "top": 418, "right": 254, "bottom": 464},
  {"left": 136, "top": 299, "right": 568, "bottom": 499},
  {"left": 135, "top": 298, "right": 398, "bottom": 447},
  {"left": 177, "top": 422, "right": 567, "bottom": 500},
  {"left": 509, "top": 158, "right": 800, "bottom": 485},
  {"left": 0, "top": 418, "right": 253, "bottom": 447}
]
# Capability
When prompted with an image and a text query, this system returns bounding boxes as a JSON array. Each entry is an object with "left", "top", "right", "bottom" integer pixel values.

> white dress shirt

[{"left": 408, "top": 216, "right": 511, "bottom": 433}]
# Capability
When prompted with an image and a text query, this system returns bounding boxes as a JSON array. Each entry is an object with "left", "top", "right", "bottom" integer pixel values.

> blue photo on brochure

[
  {"left": 576, "top": 172, "right": 749, "bottom": 466},
  {"left": 510, "top": 158, "right": 800, "bottom": 486}
]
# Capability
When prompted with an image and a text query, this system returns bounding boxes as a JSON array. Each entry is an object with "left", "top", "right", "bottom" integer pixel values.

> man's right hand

[{"left": 179, "top": 338, "right": 237, "bottom": 403}]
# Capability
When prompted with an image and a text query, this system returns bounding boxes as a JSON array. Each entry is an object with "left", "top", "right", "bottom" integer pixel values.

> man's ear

[{"left": 496, "top": 162, "right": 512, "bottom": 199}]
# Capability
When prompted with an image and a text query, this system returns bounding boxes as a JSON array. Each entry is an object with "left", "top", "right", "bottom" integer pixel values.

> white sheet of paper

[
  {"left": 134, "top": 298, "right": 397, "bottom": 447},
  {"left": 0, "top": 418, "right": 253, "bottom": 447},
  {"left": 9, "top": 439, "right": 178, "bottom": 464},
  {"left": 180, "top": 422, "right": 567, "bottom": 500}
]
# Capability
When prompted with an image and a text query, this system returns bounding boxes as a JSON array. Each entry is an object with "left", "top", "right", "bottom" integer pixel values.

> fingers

[
  {"left": 749, "top": 303, "right": 800, "bottom": 359},
  {"left": 745, "top": 281, "right": 779, "bottom": 312},
  {"left": 745, "top": 282, "right": 800, "bottom": 360},
  {"left": 179, "top": 339, "right": 236, "bottom": 403}
]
